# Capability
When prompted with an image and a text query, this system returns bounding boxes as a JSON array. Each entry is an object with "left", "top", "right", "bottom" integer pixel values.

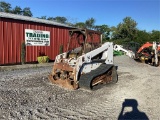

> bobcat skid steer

[{"left": 48, "top": 29, "right": 118, "bottom": 90}]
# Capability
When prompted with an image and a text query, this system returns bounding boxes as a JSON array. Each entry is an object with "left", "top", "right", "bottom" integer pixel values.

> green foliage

[
  {"left": 110, "top": 39, "right": 126, "bottom": 45},
  {"left": 0, "top": 1, "right": 33, "bottom": 17},
  {"left": 59, "top": 45, "right": 63, "bottom": 54},
  {"left": 150, "top": 30, "right": 160, "bottom": 42},
  {"left": 0, "top": 1, "right": 11, "bottom": 12},
  {"left": 39, "top": 16, "right": 47, "bottom": 19},
  {"left": 95, "top": 24, "right": 110, "bottom": 34},
  {"left": 134, "top": 30, "right": 151, "bottom": 45},
  {"left": 53, "top": 16, "right": 67, "bottom": 23},
  {"left": 110, "top": 17, "right": 160, "bottom": 46},
  {"left": 74, "top": 22, "right": 86, "bottom": 28},
  {"left": 111, "top": 17, "right": 137, "bottom": 41},
  {"left": 23, "top": 7, "right": 32, "bottom": 17},
  {"left": 39, "top": 16, "right": 67, "bottom": 24},
  {"left": 21, "top": 41, "right": 26, "bottom": 64},
  {"left": 95, "top": 24, "right": 111, "bottom": 43},
  {"left": 112, "top": 29, "right": 160, "bottom": 46},
  {"left": 74, "top": 17, "right": 96, "bottom": 30},
  {"left": 37, "top": 56, "right": 49, "bottom": 63},
  {"left": 12, "top": 6, "right": 22, "bottom": 15},
  {"left": 85, "top": 17, "right": 96, "bottom": 29},
  {"left": 47, "top": 17, "right": 55, "bottom": 21}
]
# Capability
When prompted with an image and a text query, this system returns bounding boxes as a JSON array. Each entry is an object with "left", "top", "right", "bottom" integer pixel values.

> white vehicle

[{"left": 48, "top": 29, "right": 118, "bottom": 90}]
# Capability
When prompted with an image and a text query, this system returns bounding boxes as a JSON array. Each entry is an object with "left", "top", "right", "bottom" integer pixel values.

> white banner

[{"left": 25, "top": 29, "right": 50, "bottom": 46}]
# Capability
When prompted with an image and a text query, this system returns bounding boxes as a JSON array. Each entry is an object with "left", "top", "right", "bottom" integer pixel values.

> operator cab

[{"left": 67, "top": 29, "right": 101, "bottom": 59}]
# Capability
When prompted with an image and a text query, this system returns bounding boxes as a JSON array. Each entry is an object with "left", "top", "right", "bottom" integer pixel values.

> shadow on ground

[{"left": 118, "top": 99, "right": 149, "bottom": 120}]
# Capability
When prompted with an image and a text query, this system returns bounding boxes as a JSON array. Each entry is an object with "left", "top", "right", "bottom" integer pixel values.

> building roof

[{"left": 0, "top": 12, "right": 74, "bottom": 28}]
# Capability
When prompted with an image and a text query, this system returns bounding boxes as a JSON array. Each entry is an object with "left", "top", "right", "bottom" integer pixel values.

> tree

[
  {"left": 95, "top": 24, "right": 111, "bottom": 42},
  {"left": 134, "top": 30, "right": 160, "bottom": 45},
  {"left": 134, "top": 30, "right": 150, "bottom": 45},
  {"left": 112, "top": 17, "right": 137, "bottom": 40},
  {"left": 150, "top": 30, "right": 160, "bottom": 42},
  {"left": 12, "top": 6, "right": 22, "bottom": 15},
  {"left": 110, "top": 26, "right": 118, "bottom": 39},
  {"left": 0, "top": 1, "right": 12, "bottom": 13},
  {"left": 22, "top": 7, "right": 32, "bottom": 17},
  {"left": 47, "top": 17, "right": 55, "bottom": 21},
  {"left": 0, "top": 1, "right": 33, "bottom": 17},
  {"left": 74, "top": 22, "right": 86, "bottom": 28},
  {"left": 53, "top": 16, "right": 67, "bottom": 23},
  {"left": 85, "top": 17, "right": 96, "bottom": 29},
  {"left": 66, "top": 22, "right": 74, "bottom": 27},
  {"left": 40, "top": 16, "right": 47, "bottom": 19}
]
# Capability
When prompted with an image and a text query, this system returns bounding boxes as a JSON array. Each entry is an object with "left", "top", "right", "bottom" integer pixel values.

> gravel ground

[{"left": 0, "top": 55, "right": 160, "bottom": 120}]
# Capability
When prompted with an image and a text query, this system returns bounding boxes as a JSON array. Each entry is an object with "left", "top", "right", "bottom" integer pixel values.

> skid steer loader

[{"left": 48, "top": 29, "right": 118, "bottom": 90}]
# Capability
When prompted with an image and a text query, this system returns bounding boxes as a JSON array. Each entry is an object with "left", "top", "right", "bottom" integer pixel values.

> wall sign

[{"left": 25, "top": 29, "right": 50, "bottom": 46}]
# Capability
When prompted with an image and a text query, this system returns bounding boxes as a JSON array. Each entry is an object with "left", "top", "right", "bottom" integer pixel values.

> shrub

[{"left": 21, "top": 41, "right": 26, "bottom": 64}]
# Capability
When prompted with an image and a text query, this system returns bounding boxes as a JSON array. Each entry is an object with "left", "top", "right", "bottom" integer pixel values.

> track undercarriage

[{"left": 49, "top": 64, "right": 118, "bottom": 90}]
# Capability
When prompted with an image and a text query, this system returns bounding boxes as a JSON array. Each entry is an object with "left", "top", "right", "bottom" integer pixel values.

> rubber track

[{"left": 79, "top": 64, "right": 113, "bottom": 89}]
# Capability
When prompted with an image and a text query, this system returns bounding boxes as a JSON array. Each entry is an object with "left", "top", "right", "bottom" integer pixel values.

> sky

[{"left": 3, "top": 0, "right": 160, "bottom": 32}]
